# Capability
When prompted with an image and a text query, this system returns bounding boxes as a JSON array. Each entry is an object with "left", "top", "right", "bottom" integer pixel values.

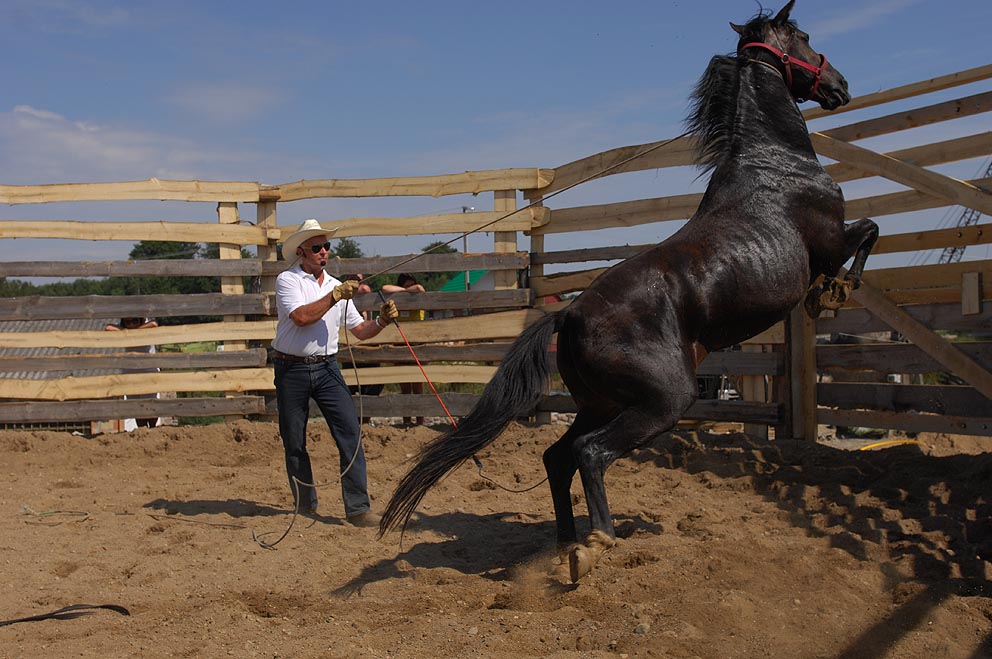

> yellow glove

[
  {"left": 331, "top": 279, "right": 361, "bottom": 303},
  {"left": 379, "top": 300, "right": 399, "bottom": 324}
]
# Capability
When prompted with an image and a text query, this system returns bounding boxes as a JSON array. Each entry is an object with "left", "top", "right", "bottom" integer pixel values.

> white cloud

[
  {"left": 0, "top": 105, "right": 260, "bottom": 183},
  {"left": 167, "top": 82, "right": 283, "bottom": 124}
]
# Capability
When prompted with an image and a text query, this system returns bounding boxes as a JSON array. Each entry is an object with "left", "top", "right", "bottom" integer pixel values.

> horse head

[{"left": 731, "top": 0, "right": 850, "bottom": 110}]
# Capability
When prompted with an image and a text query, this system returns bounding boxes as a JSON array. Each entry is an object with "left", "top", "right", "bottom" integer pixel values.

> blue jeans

[{"left": 274, "top": 358, "right": 371, "bottom": 517}]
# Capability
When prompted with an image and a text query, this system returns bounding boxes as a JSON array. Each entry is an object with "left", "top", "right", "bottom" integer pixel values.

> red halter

[{"left": 741, "top": 42, "right": 826, "bottom": 102}]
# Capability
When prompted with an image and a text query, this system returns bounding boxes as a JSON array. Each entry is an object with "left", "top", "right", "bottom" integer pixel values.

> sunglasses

[{"left": 307, "top": 242, "right": 331, "bottom": 254}]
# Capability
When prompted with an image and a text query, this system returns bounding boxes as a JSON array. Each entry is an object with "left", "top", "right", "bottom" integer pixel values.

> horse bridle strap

[{"left": 742, "top": 42, "right": 825, "bottom": 102}]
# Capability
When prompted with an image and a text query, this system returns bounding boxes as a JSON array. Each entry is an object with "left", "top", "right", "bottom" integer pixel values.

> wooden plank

[
  {"left": 819, "top": 90, "right": 992, "bottom": 144},
  {"left": 534, "top": 194, "right": 702, "bottom": 236},
  {"left": 0, "top": 220, "right": 273, "bottom": 245},
  {"left": 818, "top": 382, "right": 992, "bottom": 417},
  {"left": 0, "top": 364, "right": 500, "bottom": 400},
  {"left": 826, "top": 132, "right": 992, "bottom": 184},
  {"left": 848, "top": 278, "right": 992, "bottom": 400},
  {"left": 331, "top": 289, "right": 532, "bottom": 313},
  {"left": 531, "top": 268, "right": 608, "bottom": 297},
  {"left": 846, "top": 175, "right": 992, "bottom": 220},
  {"left": 810, "top": 133, "right": 992, "bottom": 216},
  {"left": 273, "top": 169, "right": 554, "bottom": 201},
  {"left": 0, "top": 368, "right": 276, "bottom": 400},
  {"left": 0, "top": 396, "right": 266, "bottom": 424},
  {"left": 0, "top": 310, "right": 545, "bottom": 350},
  {"left": 352, "top": 308, "right": 547, "bottom": 345},
  {"left": 839, "top": 287, "right": 975, "bottom": 308},
  {"left": 697, "top": 350, "right": 784, "bottom": 376},
  {"left": 0, "top": 320, "right": 279, "bottom": 349},
  {"left": 819, "top": 301, "right": 991, "bottom": 336},
  {"left": 531, "top": 244, "right": 649, "bottom": 266},
  {"left": 962, "top": 272, "right": 981, "bottom": 316},
  {"left": 803, "top": 64, "right": 992, "bottom": 121},
  {"left": 339, "top": 341, "right": 782, "bottom": 374},
  {"left": 817, "top": 342, "right": 992, "bottom": 375},
  {"left": 0, "top": 251, "right": 530, "bottom": 279},
  {"left": 310, "top": 251, "right": 529, "bottom": 278},
  {"left": 527, "top": 136, "right": 697, "bottom": 199},
  {"left": 860, "top": 260, "right": 992, "bottom": 292},
  {"left": 0, "top": 293, "right": 268, "bottom": 322},
  {"left": 872, "top": 223, "right": 992, "bottom": 256},
  {"left": 0, "top": 179, "right": 260, "bottom": 204},
  {"left": 339, "top": 343, "right": 514, "bottom": 364},
  {"left": 537, "top": 394, "right": 781, "bottom": 425},
  {"left": 818, "top": 408, "right": 992, "bottom": 437},
  {"left": 0, "top": 259, "right": 264, "bottom": 279},
  {"left": 259, "top": 392, "right": 482, "bottom": 419},
  {"left": 275, "top": 207, "right": 547, "bottom": 239},
  {"left": 336, "top": 393, "right": 480, "bottom": 419},
  {"left": 0, "top": 348, "right": 269, "bottom": 373}
]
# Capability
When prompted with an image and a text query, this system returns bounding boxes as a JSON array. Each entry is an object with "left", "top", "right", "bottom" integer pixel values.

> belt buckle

[{"left": 303, "top": 354, "right": 323, "bottom": 364}]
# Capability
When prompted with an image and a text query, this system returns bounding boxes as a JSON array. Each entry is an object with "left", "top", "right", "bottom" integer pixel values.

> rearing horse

[{"left": 380, "top": 1, "right": 879, "bottom": 582}]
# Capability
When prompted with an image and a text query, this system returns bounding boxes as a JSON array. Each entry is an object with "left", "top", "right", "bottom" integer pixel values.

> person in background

[
  {"left": 105, "top": 316, "right": 160, "bottom": 428},
  {"left": 272, "top": 220, "right": 398, "bottom": 527},
  {"left": 381, "top": 273, "right": 426, "bottom": 425}
]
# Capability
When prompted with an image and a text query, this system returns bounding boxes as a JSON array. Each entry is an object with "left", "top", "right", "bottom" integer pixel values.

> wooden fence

[{"left": 0, "top": 63, "right": 989, "bottom": 439}]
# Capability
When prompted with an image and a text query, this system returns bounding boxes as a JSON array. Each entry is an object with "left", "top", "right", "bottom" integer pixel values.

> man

[{"left": 272, "top": 219, "right": 398, "bottom": 527}]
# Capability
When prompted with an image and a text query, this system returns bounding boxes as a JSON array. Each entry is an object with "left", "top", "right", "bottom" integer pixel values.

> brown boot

[{"left": 346, "top": 511, "right": 381, "bottom": 528}]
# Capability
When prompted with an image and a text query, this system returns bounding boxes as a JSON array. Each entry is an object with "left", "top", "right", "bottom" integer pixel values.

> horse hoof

[
  {"left": 819, "top": 277, "right": 853, "bottom": 310},
  {"left": 569, "top": 545, "right": 594, "bottom": 583}
]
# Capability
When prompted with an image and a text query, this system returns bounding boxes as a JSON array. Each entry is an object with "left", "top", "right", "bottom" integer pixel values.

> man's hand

[
  {"left": 379, "top": 300, "right": 399, "bottom": 324},
  {"left": 332, "top": 279, "right": 361, "bottom": 303}
]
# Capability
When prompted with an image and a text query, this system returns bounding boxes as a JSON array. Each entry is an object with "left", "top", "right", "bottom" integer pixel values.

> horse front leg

[{"left": 805, "top": 217, "right": 879, "bottom": 317}]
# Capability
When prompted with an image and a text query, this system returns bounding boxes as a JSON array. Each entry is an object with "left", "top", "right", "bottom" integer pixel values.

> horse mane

[
  {"left": 686, "top": 9, "right": 800, "bottom": 174},
  {"left": 686, "top": 55, "right": 742, "bottom": 175}
]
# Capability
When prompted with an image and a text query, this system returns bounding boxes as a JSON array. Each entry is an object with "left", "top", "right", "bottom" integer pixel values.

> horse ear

[
  {"left": 729, "top": 22, "right": 744, "bottom": 35},
  {"left": 773, "top": 0, "right": 795, "bottom": 25}
]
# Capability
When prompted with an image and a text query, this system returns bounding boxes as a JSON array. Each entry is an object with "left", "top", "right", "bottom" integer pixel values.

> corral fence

[{"left": 0, "top": 64, "right": 990, "bottom": 440}]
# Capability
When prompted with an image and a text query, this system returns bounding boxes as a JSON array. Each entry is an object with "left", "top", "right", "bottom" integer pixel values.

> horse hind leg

[
  {"left": 543, "top": 411, "right": 609, "bottom": 546},
  {"left": 805, "top": 217, "right": 880, "bottom": 317},
  {"left": 568, "top": 392, "right": 695, "bottom": 583}
]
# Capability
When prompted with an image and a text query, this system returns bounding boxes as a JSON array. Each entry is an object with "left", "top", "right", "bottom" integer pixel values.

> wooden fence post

[
  {"left": 493, "top": 190, "right": 517, "bottom": 290},
  {"left": 529, "top": 195, "right": 552, "bottom": 425},
  {"left": 786, "top": 304, "right": 818, "bottom": 441},
  {"left": 217, "top": 202, "right": 246, "bottom": 351},
  {"left": 256, "top": 201, "right": 278, "bottom": 302}
]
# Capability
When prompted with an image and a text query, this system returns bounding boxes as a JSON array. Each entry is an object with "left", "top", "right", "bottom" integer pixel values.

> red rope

[{"left": 391, "top": 320, "right": 458, "bottom": 430}]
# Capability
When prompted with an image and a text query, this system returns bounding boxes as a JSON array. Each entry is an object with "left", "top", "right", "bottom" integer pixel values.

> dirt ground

[{"left": 2, "top": 418, "right": 991, "bottom": 659}]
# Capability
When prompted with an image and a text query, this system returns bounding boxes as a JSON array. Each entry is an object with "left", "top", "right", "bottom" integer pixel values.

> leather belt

[{"left": 273, "top": 351, "right": 336, "bottom": 364}]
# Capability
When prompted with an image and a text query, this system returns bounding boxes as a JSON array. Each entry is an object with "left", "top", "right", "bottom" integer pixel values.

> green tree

[{"left": 331, "top": 237, "right": 364, "bottom": 259}]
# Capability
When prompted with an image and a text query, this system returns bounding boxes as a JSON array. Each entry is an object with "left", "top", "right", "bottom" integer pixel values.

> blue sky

[{"left": 1, "top": 0, "right": 990, "bottom": 275}]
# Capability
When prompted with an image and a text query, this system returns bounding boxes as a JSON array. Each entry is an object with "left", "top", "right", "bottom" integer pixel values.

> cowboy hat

[{"left": 280, "top": 219, "right": 339, "bottom": 261}]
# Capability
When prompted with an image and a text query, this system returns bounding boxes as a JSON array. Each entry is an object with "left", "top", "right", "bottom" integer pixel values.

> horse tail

[{"left": 379, "top": 311, "right": 563, "bottom": 536}]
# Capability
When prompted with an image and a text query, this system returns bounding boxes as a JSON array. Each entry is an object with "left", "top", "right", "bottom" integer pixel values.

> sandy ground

[{"left": 1, "top": 419, "right": 991, "bottom": 659}]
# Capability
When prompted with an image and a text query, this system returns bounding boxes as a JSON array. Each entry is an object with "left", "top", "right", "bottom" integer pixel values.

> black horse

[{"left": 380, "top": 1, "right": 879, "bottom": 582}]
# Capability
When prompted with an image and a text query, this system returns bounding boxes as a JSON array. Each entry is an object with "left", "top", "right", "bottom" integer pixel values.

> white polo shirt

[{"left": 272, "top": 265, "right": 365, "bottom": 357}]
